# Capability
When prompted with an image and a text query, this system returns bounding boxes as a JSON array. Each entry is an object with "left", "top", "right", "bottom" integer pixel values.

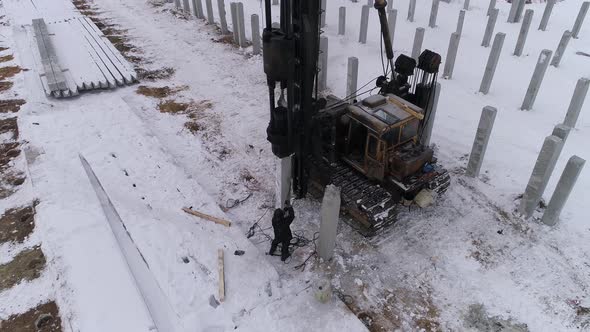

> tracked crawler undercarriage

[{"left": 309, "top": 156, "right": 451, "bottom": 236}]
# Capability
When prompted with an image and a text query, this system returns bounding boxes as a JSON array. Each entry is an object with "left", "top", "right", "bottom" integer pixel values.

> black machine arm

[
  {"left": 374, "top": 0, "right": 394, "bottom": 78},
  {"left": 263, "top": 0, "right": 322, "bottom": 198}
]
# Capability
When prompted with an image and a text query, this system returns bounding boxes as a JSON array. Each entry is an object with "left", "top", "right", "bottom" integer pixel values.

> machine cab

[{"left": 341, "top": 94, "right": 428, "bottom": 182}]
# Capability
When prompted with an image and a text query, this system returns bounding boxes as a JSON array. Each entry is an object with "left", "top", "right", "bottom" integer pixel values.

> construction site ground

[{"left": 0, "top": 0, "right": 589, "bottom": 331}]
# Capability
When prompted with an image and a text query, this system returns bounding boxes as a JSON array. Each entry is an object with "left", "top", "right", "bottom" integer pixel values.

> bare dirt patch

[
  {"left": 91, "top": 19, "right": 114, "bottom": 30},
  {"left": 0, "top": 55, "right": 14, "bottom": 63},
  {"left": 0, "top": 81, "right": 13, "bottom": 92},
  {"left": 136, "top": 67, "right": 175, "bottom": 81},
  {"left": 75, "top": 3, "right": 92, "bottom": 10},
  {"left": 0, "top": 301, "right": 63, "bottom": 332},
  {"left": 184, "top": 121, "right": 203, "bottom": 134},
  {"left": 158, "top": 100, "right": 189, "bottom": 113},
  {"left": 0, "top": 118, "right": 23, "bottom": 199},
  {"left": 79, "top": 10, "right": 104, "bottom": 17},
  {"left": 0, "top": 171, "right": 26, "bottom": 200},
  {"left": 0, "top": 142, "right": 20, "bottom": 170},
  {"left": 0, "top": 202, "right": 37, "bottom": 245},
  {"left": 567, "top": 299, "right": 590, "bottom": 329},
  {"left": 157, "top": 99, "right": 212, "bottom": 114},
  {"left": 212, "top": 35, "right": 235, "bottom": 45},
  {"left": 0, "top": 117, "right": 19, "bottom": 140},
  {"left": 148, "top": 0, "right": 168, "bottom": 7},
  {"left": 464, "top": 304, "right": 529, "bottom": 332},
  {"left": 136, "top": 85, "right": 187, "bottom": 99},
  {"left": 170, "top": 9, "right": 190, "bottom": 21},
  {"left": 161, "top": 99, "right": 214, "bottom": 136},
  {"left": 72, "top": 0, "right": 91, "bottom": 9},
  {"left": 101, "top": 26, "right": 128, "bottom": 36},
  {"left": 0, "top": 99, "right": 26, "bottom": 113},
  {"left": 0, "top": 66, "right": 23, "bottom": 80},
  {"left": 105, "top": 35, "right": 136, "bottom": 54},
  {"left": 112, "top": 41, "right": 137, "bottom": 54},
  {"left": 239, "top": 169, "right": 261, "bottom": 191},
  {"left": 0, "top": 247, "right": 46, "bottom": 291},
  {"left": 0, "top": 47, "right": 8, "bottom": 53},
  {"left": 124, "top": 55, "right": 144, "bottom": 64}
]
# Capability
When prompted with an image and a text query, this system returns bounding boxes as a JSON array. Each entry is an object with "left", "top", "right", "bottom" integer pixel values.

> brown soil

[
  {"left": 106, "top": 35, "right": 129, "bottom": 46},
  {"left": 0, "top": 202, "right": 37, "bottom": 244},
  {"left": 0, "top": 117, "right": 19, "bottom": 140},
  {"left": 338, "top": 286, "right": 441, "bottom": 332},
  {"left": 0, "top": 55, "right": 14, "bottom": 63},
  {"left": 0, "top": 99, "right": 26, "bottom": 113},
  {"left": 102, "top": 27, "right": 128, "bottom": 36},
  {"left": 136, "top": 67, "right": 175, "bottom": 81},
  {"left": 158, "top": 100, "right": 189, "bottom": 113},
  {"left": 0, "top": 47, "right": 8, "bottom": 52},
  {"left": 0, "top": 171, "right": 26, "bottom": 200},
  {"left": 190, "top": 100, "right": 213, "bottom": 113},
  {"left": 124, "top": 55, "right": 144, "bottom": 64},
  {"left": 0, "top": 301, "right": 63, "bottom": 332},
  {"left": 80, "top": 10, "right": 104, "bottom": 17},
  {"left": 184, "top": 121, "right": 202, "bottom": 134},
  {"left": 112, "top": 41, "right": 136, "bottom": 54},
  {"left": 91, "top": 20, "right": 114, "bottom": 30},
  {"left": 148, "top": 0, "right": 168, "bottom": 7},
  {"left": 88, "top": 15, "right": 114, "bottom": 27},
  {"left": 0, "top": 247, "right": 46, "bottom": 291},
  {"left": 158, "top": 99, "right": 213, "bottom": 114},
  {"left": 74, "top": 3, "right": 92, "bottom": 10},
  {"left": 0, "top": 142, "right": 20, "bottom": 170},
  {"left": 0, "top": 66, "right": 23, "bottom": 80},
  {"left": 136, "top": 85, "right": 187, "bottom": 99},
  {"left": 72, "top": 0, "right": 90, "bottom": 8},
  {"left": 212, "top": 35, "right": 236, "bottom": 45},
  {"left": 0, "top": 81, "right": 13, "bottom": 92}
]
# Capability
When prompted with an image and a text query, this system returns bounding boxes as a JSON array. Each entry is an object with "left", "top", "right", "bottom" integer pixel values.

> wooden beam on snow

[
  {"left": 218, "top": 249, "right": 225, "bottom": 302},
  {"left": 182, "top": 207, "right": 231, "bottom": 227}
]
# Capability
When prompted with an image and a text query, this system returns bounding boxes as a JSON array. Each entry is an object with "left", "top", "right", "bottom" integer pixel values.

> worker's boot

[
  {"left": 280, "top": 241, "right": 290, "bottom": 261},
  {"left": 269, "top": 239, "right": 278, "bottom": 255}
]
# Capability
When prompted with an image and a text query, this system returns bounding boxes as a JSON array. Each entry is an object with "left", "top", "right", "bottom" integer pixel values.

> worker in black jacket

[{"left": 269, "top": 201, "right": 295, "bottom": 261}]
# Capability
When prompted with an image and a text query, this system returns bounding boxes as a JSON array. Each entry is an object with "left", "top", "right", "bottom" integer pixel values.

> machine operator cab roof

[{"left": 346, "top": 94, "right": 425, "bottom": 146}]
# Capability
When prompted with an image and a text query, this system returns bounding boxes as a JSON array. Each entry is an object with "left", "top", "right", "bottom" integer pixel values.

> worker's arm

[{"left": 284, "top": 206, "right": 295, "bottom": 225}]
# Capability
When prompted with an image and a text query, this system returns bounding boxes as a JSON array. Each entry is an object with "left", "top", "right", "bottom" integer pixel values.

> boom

[{"left": 263, "top": 0, "right": 322, "bottom": 198}]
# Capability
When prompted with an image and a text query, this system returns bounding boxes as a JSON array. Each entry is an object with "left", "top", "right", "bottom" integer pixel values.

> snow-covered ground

[{"left": 1, "top": 0, "right": 589, "bottom": 331}]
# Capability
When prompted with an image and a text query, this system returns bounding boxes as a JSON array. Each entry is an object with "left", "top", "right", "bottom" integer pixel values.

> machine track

[{"left": 311, "top": 160, "right": 451, "bottom": 236}]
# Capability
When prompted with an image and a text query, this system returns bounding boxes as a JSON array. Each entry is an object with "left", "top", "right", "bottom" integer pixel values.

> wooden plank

[
  {"left": 218, "top": 249, "right": 225, "bottom": 302},
  {"left": 182, "top": 207, "right": 231, "bottom": 227},
  {"left": 80, "top": 17, "right": 137, "bottom": 83}
]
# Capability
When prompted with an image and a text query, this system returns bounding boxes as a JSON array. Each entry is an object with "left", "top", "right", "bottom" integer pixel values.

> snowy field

[{"left": 0, "top": 0, "right": 589, "bottom": 331}]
